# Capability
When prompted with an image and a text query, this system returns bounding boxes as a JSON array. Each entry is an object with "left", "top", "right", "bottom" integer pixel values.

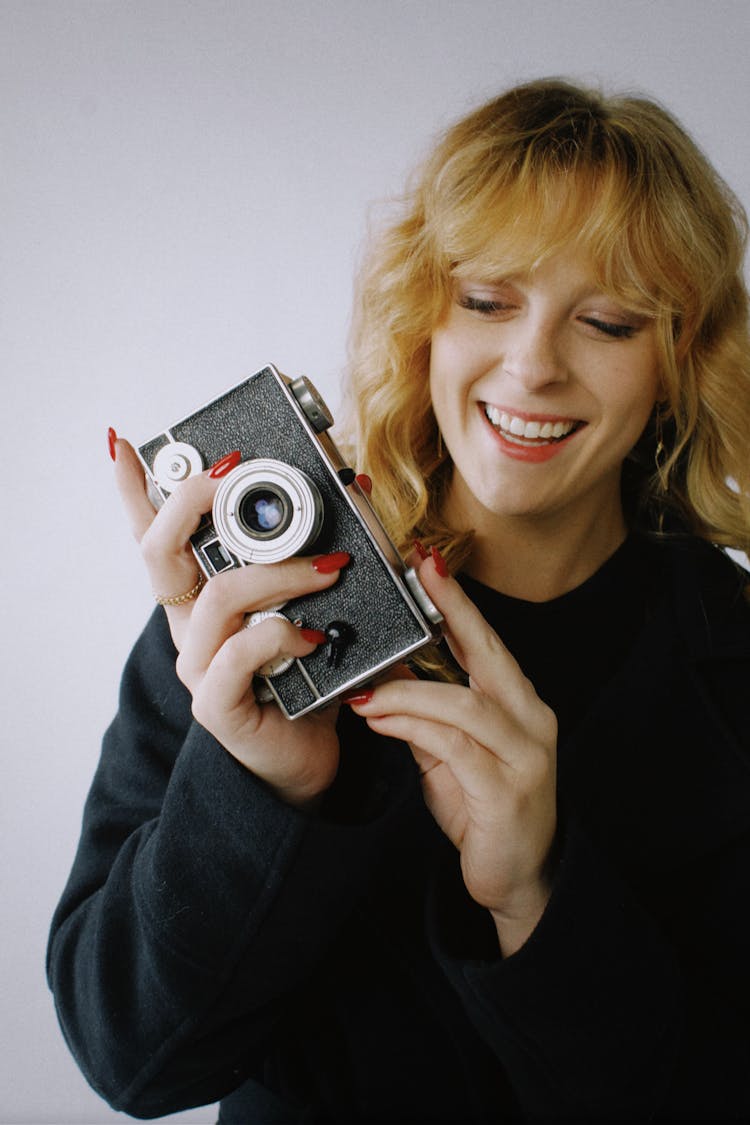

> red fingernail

[
  {"left": 108, "top": 427, "right": 118, "bottom": 462},
  {"left": 355, "top": 473, "right": 373, "bottom": 495},
  {"left": 312, "top": 551, "right": 351, "bottom": 574},
  {"left": 431, "top": 544, "right": 449, "bottom": 578},
  {"left": 209, "top": 450, "right": 242, "bottom": 478},
  {"left": 413, "top": 538, "right": 429, "bottom": 561},
  {"left": 299, "top": 627, "right": 327, "bottom": 644},
  {"left": 341, "top": 689, "right": 374, "bottom": 706}
]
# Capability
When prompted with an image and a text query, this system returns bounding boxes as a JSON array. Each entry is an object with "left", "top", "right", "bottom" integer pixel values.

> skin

[{"left": 113, "top": 245, "right": 661, "bottom": 956}]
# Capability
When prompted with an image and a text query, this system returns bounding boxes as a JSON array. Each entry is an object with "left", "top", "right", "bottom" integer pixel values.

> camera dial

[
  {"left": 244, "top": 608, "right": 297, "bottom": 677},
  {"left": 290, "top": 377, "right": 333, "bottom": 433},
  {"left": 152, "top": 442, "right": 204, "bottom": 492},
  {"left": 212, "top": 458, "right": 325, "bottom": 564}
]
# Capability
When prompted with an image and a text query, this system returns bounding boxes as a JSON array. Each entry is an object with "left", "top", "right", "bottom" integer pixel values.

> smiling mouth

[{"left": 483, "top": 404, "right": 585, "bottom": 445}]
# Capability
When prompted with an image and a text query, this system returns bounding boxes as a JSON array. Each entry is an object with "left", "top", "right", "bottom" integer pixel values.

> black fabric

[
  {"left": 457, "top": 532, "right": 663, "bottom": 739},
  {"left": 47, "top": 534, "right": 750, "bottom": 1122}
]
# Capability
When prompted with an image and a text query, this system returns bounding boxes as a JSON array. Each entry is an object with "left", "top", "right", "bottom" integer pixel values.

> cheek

[
  {"left": 429, "top": 326, "right": 459, "bottom": 382},
  {"left": 428, "top": 332, "right": 459, "bottom": 416},
  {"left": 429, "top": 323, "right": 489, "bottom": 403},
  {"left": 428, "top": 369, "right": 454, "bottom": 443},
  {"left": 605, "top": 353, "right": 660, "bottom": 434},
  {"left": 431, "top": 313, "right": 494, "bottom": 368}
]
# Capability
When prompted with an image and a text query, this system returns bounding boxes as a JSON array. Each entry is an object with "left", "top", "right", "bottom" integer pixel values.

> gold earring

[{"left": 654, "top": 413, "right": 669, "bottom": 491}]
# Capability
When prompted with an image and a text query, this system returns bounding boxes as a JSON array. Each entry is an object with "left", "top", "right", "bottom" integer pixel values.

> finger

[
  {"left": 362, "top": 698, "right": 555, "bottom": 811},
  {"left": 349, "top": 678, "right": 525, "bottom": 769},
  {"left": 404, "top": 538, "right": 430, "bottom": 570},
  {"left": 113, "top": 436, "right": 220, "bottom": 598},
  {"left": 363, "top": 710, "right": 503, "bottom": 804},
  {"left": 137, "top": 469, "right": 224, "bottom": 600},
  {"left": 113, "top": 438, "right": 159, "bottom": 542},
  {"left": 415, "top": 555, "right": 536, "bottom": 706},
  {"left": 178, "top": 554, "right": 346, "bottom": 682},
  {"left": 190, "top": 615, "right": 324, "bottom": 733}
]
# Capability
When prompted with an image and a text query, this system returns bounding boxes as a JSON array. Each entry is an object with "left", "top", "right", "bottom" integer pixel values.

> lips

[
  {"left": 483, "top": 403, "right": 584, "bottom": 441},
  {"left": 481, "top": 403, "right": 586, "bottom": 462}
]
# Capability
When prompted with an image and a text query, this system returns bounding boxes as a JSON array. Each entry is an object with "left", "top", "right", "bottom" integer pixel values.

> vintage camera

[{"left": 138, "top": 363, "right": 442, "bottom": 719}]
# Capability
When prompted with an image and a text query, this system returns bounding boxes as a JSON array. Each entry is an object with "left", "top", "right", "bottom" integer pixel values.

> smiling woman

[
  {"left": 346, "top": 80, "right": 750, "bottom": 584},
  {"left": 48, "top": 78, "right": 750, "bottom": 1124}
]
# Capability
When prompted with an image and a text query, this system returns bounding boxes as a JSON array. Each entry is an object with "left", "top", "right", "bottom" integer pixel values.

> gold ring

[{"left": 154, "top": 573, "right": 206, "bottom": 607}]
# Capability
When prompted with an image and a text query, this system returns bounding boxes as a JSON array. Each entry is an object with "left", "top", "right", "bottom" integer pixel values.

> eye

[
  {"left": 580, "top": 316, "right": 637, "bottom": 340},
  {"left": 457, "top": 294, "right": 515, "bottom": 318}
]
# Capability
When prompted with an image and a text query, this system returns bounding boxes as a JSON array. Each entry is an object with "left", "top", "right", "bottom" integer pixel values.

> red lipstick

[{"left": 480, "top": 404, "right": 584, "bottom": 463}]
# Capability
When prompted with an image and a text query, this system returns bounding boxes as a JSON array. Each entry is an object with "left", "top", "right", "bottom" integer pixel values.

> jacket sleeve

[
  {"left": 429, "top": 812, "right": 750, "bottom": 1123},
  {"left": 47, "top": 609, "right": 415, "bottom": 1119}
]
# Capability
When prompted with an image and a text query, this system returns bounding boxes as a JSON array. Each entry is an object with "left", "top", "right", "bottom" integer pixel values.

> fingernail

[
  {"left": 299, "top": 627, "right": 327, "bottom": 644},
  {"left": 413, "top": 538, "right": 429, "bottom": 561},
  {"left": 431, "top": 544, "right": 449, "bottom": 578},
  {"left": 108, "top": 427, "right": 118, "bottom": 462},
  {"left": 209, "top": 450, "right": 242, "bottom": 478},
  {"left": 312, "top": 551, "right": 351, "bottom": 574},
  {"left": 341, "top": 689, "right": 374, "bottom": 706},
  {"left": 355, "top": 473, "right": 373, "bottom": 495}
]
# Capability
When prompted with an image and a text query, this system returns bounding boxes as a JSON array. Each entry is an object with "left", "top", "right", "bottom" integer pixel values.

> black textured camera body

[{"left": 138, "top": 364, "right": 442, "bottom": 718}]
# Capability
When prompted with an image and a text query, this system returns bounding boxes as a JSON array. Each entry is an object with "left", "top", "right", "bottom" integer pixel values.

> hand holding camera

[
  {"left": 113, "top": 436, "right": 351, "bottom": 805},
  {"left": 112, "top": 364, "right": 442, "bottom": 804}
]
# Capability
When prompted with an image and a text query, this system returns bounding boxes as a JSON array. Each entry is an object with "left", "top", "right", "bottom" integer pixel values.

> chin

[{"left": 459, "top": 479, "right": 549, "bottom": 523}]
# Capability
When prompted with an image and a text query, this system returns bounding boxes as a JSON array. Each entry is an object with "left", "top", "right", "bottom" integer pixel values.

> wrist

[
  {"left": 278, "top": 787, "right": 325, "bottom": 812},
  {"left": 489, "top": 878, "right": 552, "bottom": 957}
]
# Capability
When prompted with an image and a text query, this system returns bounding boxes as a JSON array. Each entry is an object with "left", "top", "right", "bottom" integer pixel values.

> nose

[{"left": 502, "top": 319, "right": 568, "bottom": 391}]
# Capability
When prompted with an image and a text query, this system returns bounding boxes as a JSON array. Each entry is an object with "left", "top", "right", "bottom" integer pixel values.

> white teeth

[{"left": 484, "top": 405, "right": 577, "bottom": 442}]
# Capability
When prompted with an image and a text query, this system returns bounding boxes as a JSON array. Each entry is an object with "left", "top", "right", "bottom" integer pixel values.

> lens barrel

[{"left": 212, "top": 458, "right": 324, "bottom": 563}]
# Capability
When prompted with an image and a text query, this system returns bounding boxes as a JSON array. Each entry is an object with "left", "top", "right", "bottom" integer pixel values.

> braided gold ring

[{"left": 154, "top": 573, "right": 206, "bottom": 607}]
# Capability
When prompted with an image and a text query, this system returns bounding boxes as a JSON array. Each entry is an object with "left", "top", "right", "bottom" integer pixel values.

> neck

[{"left": 456, "top": 504, "right": 628, "bottom": 603}]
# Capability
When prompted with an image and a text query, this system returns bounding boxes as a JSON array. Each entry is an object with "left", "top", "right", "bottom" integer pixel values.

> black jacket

[{"left": 47, "top": 536, "right": 750, "bottom": 1122}]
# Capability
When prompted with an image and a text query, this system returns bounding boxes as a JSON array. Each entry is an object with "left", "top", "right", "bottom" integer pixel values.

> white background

[{"left": 3, "top": 2, "right": 749, "bottom": 1122}]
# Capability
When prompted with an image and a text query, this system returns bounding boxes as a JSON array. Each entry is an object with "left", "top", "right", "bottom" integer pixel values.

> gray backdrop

[{"left": 3, "top": 1, "right": 749, "bottom": 1122}]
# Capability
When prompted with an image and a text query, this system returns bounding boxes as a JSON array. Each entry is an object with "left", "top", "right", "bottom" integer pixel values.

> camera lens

[
  {"left": 212, "top": 458, "right": 325, "bottom": 564},
  {"left": 238, "top": 486, "right": 292, "bottom": 538}
]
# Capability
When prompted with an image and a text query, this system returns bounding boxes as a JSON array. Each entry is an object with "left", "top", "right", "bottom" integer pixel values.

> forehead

[{"left": 451, "top": 246, "right": 603, "bottom": 300}]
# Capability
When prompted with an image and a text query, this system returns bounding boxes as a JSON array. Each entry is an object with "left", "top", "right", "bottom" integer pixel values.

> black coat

[{"left": 47, "top": 536, "right": 750, "bottom": 1122}]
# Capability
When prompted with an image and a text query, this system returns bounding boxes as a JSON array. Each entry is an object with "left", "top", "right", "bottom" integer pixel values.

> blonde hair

[{"left": 341, "top": 78, "right": 750, "bottom": 568}]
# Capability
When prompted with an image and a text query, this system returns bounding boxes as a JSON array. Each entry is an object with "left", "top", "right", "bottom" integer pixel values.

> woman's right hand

[{"left": 112, "top": 434, "right": 348, "bottom": 807}]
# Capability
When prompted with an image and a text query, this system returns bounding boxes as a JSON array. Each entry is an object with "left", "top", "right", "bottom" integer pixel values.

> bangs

[
  {"left": 420, "top": 105, "right": 722, "bottom": 327},
  {"left": 430, "top": 164, "right": 680, "bottom": 318}
]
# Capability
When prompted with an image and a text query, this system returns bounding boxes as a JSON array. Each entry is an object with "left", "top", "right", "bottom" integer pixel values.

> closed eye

[
  {"left": 459, "top": 295, "right": 513, "bottom": 316},
  {"left": 580, "top": 316, "right": 637, "bottom": 339}
]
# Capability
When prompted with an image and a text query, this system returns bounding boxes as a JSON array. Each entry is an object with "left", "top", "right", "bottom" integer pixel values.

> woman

[{"left": 48, "top": 80, "right": 750, "bottom": 1122}]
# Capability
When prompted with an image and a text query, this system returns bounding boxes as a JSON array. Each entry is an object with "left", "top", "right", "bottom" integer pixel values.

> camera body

[{"left": 138, "top": 364, "right": 442, "bottom": 719}]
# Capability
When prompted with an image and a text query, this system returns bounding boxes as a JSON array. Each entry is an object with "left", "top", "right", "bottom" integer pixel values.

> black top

[
  {"left": 459, "top": 533, "right": 663, "bottom": 739},
  {"left": 47, "top": 534, "right": 750, "bottom": 1123}
]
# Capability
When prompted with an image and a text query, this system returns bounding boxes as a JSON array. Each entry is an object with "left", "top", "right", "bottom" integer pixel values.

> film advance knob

[{"left": 290, "top": 377, "right": 334, "bottom": 433}]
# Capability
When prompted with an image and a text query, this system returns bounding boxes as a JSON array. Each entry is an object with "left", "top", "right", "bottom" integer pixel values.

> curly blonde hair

[{"left": 340, "top": 78, "right": 750, "bottom": 570}]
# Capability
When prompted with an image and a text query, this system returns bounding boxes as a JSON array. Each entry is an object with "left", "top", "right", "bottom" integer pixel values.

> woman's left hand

[{"left": 347, "top": 552, "right": 558, "bottom": 955}]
